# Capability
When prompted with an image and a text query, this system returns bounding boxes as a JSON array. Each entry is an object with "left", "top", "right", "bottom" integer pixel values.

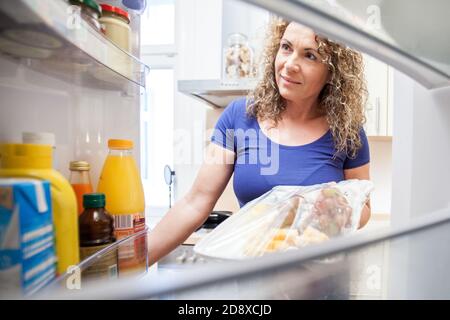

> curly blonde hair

[{"left": 247, "top": 17, "right": 367, "bottom": 158}]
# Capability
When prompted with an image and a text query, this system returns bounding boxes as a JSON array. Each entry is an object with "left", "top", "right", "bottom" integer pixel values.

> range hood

[{"left": 178, "top": 79, "right": 258, "bottom": 108}]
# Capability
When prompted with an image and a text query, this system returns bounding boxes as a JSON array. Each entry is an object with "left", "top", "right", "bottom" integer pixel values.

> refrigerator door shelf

[
  {"left": 0, "top": 0, "right": 150, "bottom": 91},
  {"left": 244, "top": 0, "right": 449, "bottom": 89}
]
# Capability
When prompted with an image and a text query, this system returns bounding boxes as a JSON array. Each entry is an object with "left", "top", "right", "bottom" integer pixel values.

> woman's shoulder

[
  {"left": 223, "top": 97, "right": 255, "bottom": 125},
  {"left": 226, "top": 97, "right": 248, "bottom": 114}
]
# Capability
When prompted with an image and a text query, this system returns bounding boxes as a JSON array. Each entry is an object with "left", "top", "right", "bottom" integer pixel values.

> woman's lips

[{"left": 280, "top": 74, "right": 302, "bottom": 85}]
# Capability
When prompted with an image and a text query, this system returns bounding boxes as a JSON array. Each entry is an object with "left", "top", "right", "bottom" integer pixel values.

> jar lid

[
  {"left": 108, "top": 139, "right": 133, "bottom": 149},
  {"left": 70, "top": 160, "right": 90, "bottom": 171},
  {"left": 83, "top": 193, "right": 106, "bottom": 208},
  {"left": 100, "top": 4, "right": 130, "bottom": 23},
  {"left": 227, "top": 33, "right": 248, "bottom": 46},
  {"left": 69, "top": 0, "right": 102, "bottom": 16},
  {"left": 22, "top": 132, "right": 56, "bottom": 147}
]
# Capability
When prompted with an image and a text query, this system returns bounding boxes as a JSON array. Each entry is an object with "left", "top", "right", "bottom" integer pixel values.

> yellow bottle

[
  {"left": 97, "top": 139, "right": 146, "bottom": 275},
  {"left": 0, "top": 144, "right": 80, "bottom": 275}
]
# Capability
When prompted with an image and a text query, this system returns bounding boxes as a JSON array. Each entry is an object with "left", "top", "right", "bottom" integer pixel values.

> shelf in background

[
  {"left": 0, "top": 0, "right": 149, "bottom": 91},
  {"left": 178, "top": 79, "right": 258, "bottom": 108},
  {"left": 368, "top": 136, "right": 393, "bottom": 142}
]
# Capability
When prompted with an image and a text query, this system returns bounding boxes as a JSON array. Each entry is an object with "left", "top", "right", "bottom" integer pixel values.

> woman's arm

[
  {"left": 343, "top": 163, "right": 371, "bottom": 229},
  {"left": 147, "top": 143, "right": 235, "bottom": 264}
]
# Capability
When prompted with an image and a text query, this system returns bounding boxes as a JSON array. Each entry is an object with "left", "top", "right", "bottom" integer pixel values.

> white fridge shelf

[{"left": 0, "top": 0, "right": 149, "bottom": 91}]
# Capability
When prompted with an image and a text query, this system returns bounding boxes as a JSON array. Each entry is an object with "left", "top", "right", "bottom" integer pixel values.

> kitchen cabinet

[{"left": 363, "top": 54, "right": 393, "bottom": 137}]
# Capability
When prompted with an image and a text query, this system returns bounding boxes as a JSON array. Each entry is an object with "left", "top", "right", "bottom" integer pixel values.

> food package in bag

[{"left": 194, "top": 179, "right": 374, "bottom": 260}]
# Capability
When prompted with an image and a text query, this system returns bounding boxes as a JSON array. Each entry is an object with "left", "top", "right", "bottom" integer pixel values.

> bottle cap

[
  {"left": 83, "top": 193, "right": 106, "bottom": 208},
  {"left": 108, "top": 139, "right": 133, "bottom": 150},
  {"left": 69, "top": 0, "right": 102, "bottom": 16},
  {"left": 100, "top": 4, "right": 130, "bottom": 23},
  {"left": 22, "top": 132, "right": 56, "bottom": 147},
  {"left": 69, "top": 160, "right": 90, "bottom": 171}
]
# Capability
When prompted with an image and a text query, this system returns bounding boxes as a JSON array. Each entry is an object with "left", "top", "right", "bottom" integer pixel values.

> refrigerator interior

[
  {"left": 0, "top": 0, "right": 146, "bottom": 187},
  {"left": 1, "top": 0, "right": 449, "bottom": 299}
]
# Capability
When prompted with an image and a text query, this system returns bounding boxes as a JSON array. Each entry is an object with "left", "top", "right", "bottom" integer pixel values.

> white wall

[
  {"left": 0, "top": 57, "right": 141, "bottom": 187},
  {"left": 173, "top": 0, "right": 223, "bottom": 203}
]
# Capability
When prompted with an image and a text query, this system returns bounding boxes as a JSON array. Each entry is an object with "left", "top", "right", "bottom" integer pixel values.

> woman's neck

[{"left": 281, "top": 98, "right": 323, "bottom": 125}]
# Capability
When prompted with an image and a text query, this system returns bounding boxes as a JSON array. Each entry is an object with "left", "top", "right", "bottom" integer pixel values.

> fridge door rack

[
  {"left": 0, "top": 0, "right": 149, "bottom": 91},
  {"left": 244, "top": 0, "right": 449, "bottom": 89}
]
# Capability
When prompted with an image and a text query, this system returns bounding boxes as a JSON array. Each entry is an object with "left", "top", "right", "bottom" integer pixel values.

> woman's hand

[
  {"left": 312, "top": 187, "right": 353, "bottom": 237},
  {"left": 344, "top": 163, "right": 371, "bottom": 229}
]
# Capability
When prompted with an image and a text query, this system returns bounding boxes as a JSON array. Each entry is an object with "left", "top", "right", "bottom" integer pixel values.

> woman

[{"left": 148, "top": 18, "right": 370, "bottom": 264}]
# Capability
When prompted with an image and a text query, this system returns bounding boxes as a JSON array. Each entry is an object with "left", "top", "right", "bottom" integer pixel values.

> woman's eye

[
  {"left": 306, "top": 52, "right": 317, "bottom": 61},
  {"left": 281, "top": 43, "right": 290, "bottom": 51}
]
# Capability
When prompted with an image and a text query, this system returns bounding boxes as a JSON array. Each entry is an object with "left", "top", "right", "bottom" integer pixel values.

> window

[
  {"left": 140, "top": 0, "right": 176, "bottom": 209},
  {"left": 141, "top": 69, "right": 174, "bottom": 207},
  {"left": 140, "top": 0, "right": 175, "bottom": 46}
]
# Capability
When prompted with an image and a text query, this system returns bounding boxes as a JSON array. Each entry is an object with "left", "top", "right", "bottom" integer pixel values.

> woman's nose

[{"left": 285, "top": 57, "right": 301, "bottom": 73}]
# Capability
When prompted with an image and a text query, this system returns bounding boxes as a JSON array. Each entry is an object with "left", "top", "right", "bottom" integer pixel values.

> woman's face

[{"left": 275, "top": 23, "right": 330, "bottom": 104}]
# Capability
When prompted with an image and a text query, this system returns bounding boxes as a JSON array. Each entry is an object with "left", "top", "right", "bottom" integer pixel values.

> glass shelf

[
  {"left": 26, "top": 208, "right": 450, "bottom": 300},
  {"left": 0, "top": 0, "right": 149, "bottom": 91},
  {"left": 243, "top": 0, "right": 450, "bottom": 89}
]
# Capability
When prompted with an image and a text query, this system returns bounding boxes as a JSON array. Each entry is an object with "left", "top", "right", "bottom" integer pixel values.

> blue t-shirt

[{"left": 211, "top": 98, "right": 370, "bottom": 207}]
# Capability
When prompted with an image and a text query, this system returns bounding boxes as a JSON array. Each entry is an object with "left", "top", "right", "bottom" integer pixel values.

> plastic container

[
  {"left": 194, "top": 180, "right": 374, "bottom": 260},
  {"left": 79, "top": 193, "right": 117, "bottom": 282},
  {"left": 224, "top": 33, "right": 254, "bottom": 80},
  {"left": 99, "top": 4, "right": 131, "bottom": 52},
  {"left": 22, "top": 132, "right": 57, "bottom": 168},
  {"left": 97, "top": 139, "right": 146, "bottom": 275},
  {"left": 69, "top": 161, "right": 94, "bottom": 216},
  {"left": 0, "top": 144, "right": 79, "bottom": 275},
  {"left": 69, "top": 0, "right": 103, "bottom": 32}
]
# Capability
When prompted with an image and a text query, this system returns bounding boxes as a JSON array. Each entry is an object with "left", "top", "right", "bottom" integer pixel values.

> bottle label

[
  {"left": 112, "top": 213, "right": 147, "bottom": 276},
  {"left": 80, "top": 244, "right": 118, "bottom": 281}
]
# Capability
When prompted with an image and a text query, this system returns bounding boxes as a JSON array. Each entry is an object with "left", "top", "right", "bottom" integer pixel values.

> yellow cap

[
  {"left": 0, "top": 143, "right": 52, "bottom": 169},
  {"left": 108, "top": 139, "right": 133, "bottom": 150},
  {"left": 69, "top": 160, "right": 90, "bottom": 171}
]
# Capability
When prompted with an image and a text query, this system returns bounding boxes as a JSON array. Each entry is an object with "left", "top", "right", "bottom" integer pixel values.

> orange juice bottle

[
  {"left": 69, "top": 161, "right": 94, "bottom": 216},
  {"left": 97, "top": 139, "right": 146, "bottom": 275}
]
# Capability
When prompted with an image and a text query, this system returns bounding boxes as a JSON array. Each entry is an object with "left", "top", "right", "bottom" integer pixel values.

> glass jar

[
  {"left": 69, "top": 160, "right": 94, "bottom": 216},
  {"left": 69, "top": 0, "right": 102, "bottom": 32},
  {"left": 224, "top": 33, "right": 254, "bottom": 80},
  {"left": 79, "top": 193, "right": 118, "bottom": 282},
  {"left": 99, "top": 4, "right": 131, "bottom": 53}
]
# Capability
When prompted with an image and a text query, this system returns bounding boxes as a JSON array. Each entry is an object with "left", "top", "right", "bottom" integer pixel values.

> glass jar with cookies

[{"left": 223, "top": 33, "right": 254, "bottom": 80}]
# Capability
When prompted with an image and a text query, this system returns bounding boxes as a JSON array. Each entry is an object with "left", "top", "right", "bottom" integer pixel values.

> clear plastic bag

[{"left": 194, "top": 180, "right": 374, "bottom": 260}]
